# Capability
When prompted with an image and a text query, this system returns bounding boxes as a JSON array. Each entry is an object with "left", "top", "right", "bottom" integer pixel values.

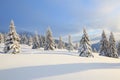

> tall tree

[
  {"left": 4, "top": 20, "right": 20, "bottom": 54},
  {"left": 67, "top": 35, "right": 74, "bottom": 51},
  {"left": 108, "top": 32, "right": 118, "bottom": 58},
  {"left": 78, "top": 28, "right": 93, "bottom": 57},
  {"left": 99, "top": 30, "right": 109, "bottom": 56},
  {"left": 44, "top": 27, "right": 55, "bottom": 50}
]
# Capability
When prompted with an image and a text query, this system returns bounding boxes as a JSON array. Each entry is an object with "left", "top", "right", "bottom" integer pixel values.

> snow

[{"left": 0, "top": 44, "right": 120, "bottom": 80}]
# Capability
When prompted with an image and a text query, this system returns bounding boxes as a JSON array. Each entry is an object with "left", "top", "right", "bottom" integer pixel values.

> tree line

[{"left": 0, "top": 20, "right": 120, "bottom": 58}]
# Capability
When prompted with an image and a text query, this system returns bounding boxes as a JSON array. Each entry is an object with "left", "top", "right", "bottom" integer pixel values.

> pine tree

[
  {"left": 4, "top": 20, "right": 20, "bottom": 54},
  {"left": 58, "top": 36, "right": 64, "bottom": 49},
  {"left": 108, "top": 32, "right": 118, "bottom": 58},
  {"left": 67, "top": 35, "right": 74, "bottom": 51},
  {"left": 44, "top": 27, "right": 55, "bottom": 50},
  {"left": 28, "top": 36, "right": 33, "bottom": 46},
  {"left": 99, "top": 30, "right": 109, "bottom": 56},
  {"left": 78, "top": 28, "right": 93, "bottom": 57},
  {"left": 117, "top": 41, "right": 120, "bottom": 56},
  {"left": 32, "top": 32, "right": 40, "bottom": 49}
]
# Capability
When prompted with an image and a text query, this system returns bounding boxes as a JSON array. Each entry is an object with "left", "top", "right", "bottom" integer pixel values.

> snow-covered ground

[{"left": 0, "top": 44, "right": 120, "bottom": 80}]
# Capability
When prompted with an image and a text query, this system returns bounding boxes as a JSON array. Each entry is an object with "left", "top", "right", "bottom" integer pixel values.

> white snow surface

[{"left": 0, "top": 44, "right": 120, "bottom": 80}]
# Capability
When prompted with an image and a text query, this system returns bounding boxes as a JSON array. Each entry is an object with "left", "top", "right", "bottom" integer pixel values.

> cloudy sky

[{"left": 0, "top": 0, "right": 120, "bottom": 41}]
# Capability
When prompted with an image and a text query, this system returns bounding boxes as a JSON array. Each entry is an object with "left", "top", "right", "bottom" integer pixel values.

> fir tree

[
  {"left": 78, "top": 28, "right": 93, "bottom": 57},
  {"left": 99, "top": 30, "right": 109, "bottom": 56},
  {"left": 108, "top": 32, "right": 118, "bottom": 58},
  {"left": 32, "top": 32, "right": 40, "bottom": 49},
  {"left": 67, "top": 35, "right": 74, "bottom": 51},
  {"left": 58, "top": 36, "right": 64, "bottom": 49},
  {"left": 44, "top": 27, "right": 55, "bottom": 50},
  {"left": 4, "top": 20, "right": 20, "bottom": 54}
]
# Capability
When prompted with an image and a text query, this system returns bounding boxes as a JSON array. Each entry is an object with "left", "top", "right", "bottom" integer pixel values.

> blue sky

[{"left": 0, "top": 0, "right": 120, "bottom": 41}]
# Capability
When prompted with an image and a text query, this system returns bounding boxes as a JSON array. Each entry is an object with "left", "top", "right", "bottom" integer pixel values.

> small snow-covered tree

[
  {"left": 74, "top": 43, "right": 79, "bottom": 50},
  {"left": 99, "top": 30, "right": 109, "bottom": 56},
  {"left": 58, "top": 36, "right": 64, "bottom": 49},
  {"left": 4, "top": 20, "right": 20, "bottom": 54},
  {"left": 28, "top": 36, "right": 33, "bottom": 46},
  {"left": 20, "top": 34, "right": 28, "bottom": 44},
  {"left": 93, "top": 48, "right": 97, "bottom": 52},
  {"left": 32, "top": 32, "right": 40, "bottom": 49},
  {"left": 44, "top": 27, "right": 55, "bottom": 50},
  {"left": 78, "top": 29, "right": 93, "bottom": 57},
  {"left": 67, "top": 35, "right": 74, "bottom": 51},
  {"left": 117, "top": 41, "right": 120, "bottom": 56},
  {"left": 108, "top": 32, "right": 118, "bottom": 58},
  {"left": 0, "top": 33, "right": 4, "bottom": 43}
]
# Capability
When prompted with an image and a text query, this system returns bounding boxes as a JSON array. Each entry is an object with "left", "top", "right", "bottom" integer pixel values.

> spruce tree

[
  {"left": 4, "top": 20, "right": 20, "bottom": 54},
  {"left": 99, "top": 30, "right": 109, "bottom": 56},
  {"left": 44, "top": 27, "right": 55, "bottom": 50},
  {"left": 58, "top": 36, "right": 64, "bottom": 49},
  {"left": 78, "top": 28, "right": 93, "bottom": 57},
  {"left": 108, "top": 32, "right": 118, "bottom": 58},
  {"left": 32, "top": 32, "right": 40, "bottom": 49},
  {"left": 67, "top": 35, "right": 74, "bottom": 51}
]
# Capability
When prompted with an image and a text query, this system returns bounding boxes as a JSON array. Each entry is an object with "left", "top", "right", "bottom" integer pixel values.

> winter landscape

[{"left": 0, "top": 0, "right": 120, "bottom": 80}]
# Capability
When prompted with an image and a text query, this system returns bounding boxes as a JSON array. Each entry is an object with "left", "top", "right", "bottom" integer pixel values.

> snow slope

[{"left": 0, "top": 44, "right": 120, "bottom": 80}]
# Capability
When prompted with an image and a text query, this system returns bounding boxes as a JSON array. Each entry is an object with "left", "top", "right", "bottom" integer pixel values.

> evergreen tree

[
  {"left": 117, "top": 41, "right": 120, "bottom": 56},
  {"left": 108, "top": 32, "right": 118, "bottom": 58},
  {"left": 28, "top": 36, "right": 33, "bottom": 46},
  {"left": 99, "top": 30, "right": 109, "bottom": 56},
  {"left": 32, "top": 32, "right": 40, "bottom": 49},
  {"left": 78, "top": 29, "right": 93, "bottom": 57},
  {"left": 4, "top": 20, "right": 20, "bottom": 54},
  {"left": 58, "top": 36, "right": 64, "bottom": 49},
  {"left": 67, "top": 35, "right": 74, "bottom": 51},
  {"left": 44, "top": 27, "right": 55, "bottom": 50}
]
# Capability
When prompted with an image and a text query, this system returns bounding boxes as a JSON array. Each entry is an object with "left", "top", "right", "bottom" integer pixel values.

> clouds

[{"left": 0, "top": 0, "right": 120, "bottom": 41}]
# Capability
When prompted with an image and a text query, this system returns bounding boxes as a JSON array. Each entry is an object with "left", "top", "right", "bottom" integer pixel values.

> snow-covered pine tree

[
  {"left": 44, "top": 27, "right": 55, "bottom": 50},
  {"left": 32, "top": 32, "right": 40, "bottom": 49},
  {"left": 117, "top": 41, "right": 120, "bottom": 56},
  {"left": 67, "top": 35, "right": 74, "bottom": 51},
  {"left": 28, "top": 35, "right": 33, "bottom": 46},
  {"left": 0, "top": 33, "right": 4, "bottom": 43},
  {"left": 78, "top": 28, "right": 93, "bottom": 57},
  {"left": 99, "top": 30, "right": 109, "bottom": 56},
  {"left": 58, "top": 36, "right": 64, "bottom": 49},
  {"left": 4, "top": 20, "right": 20, "bottom": 54},
  {"left": 108, "top": 32, "right": 118, "bottom": 58}
]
